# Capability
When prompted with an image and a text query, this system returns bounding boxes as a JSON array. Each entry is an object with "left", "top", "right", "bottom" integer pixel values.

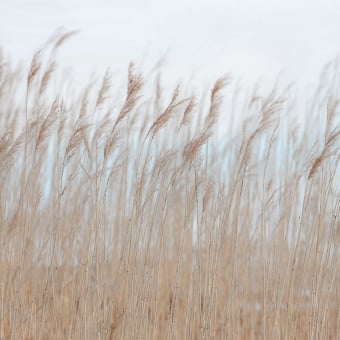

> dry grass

[{"left": 0, "top": 34, "right": 339, "bottom": 339}]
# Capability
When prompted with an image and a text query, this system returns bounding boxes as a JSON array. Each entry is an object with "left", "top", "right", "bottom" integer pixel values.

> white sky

[{"left": 1, "top": 0, "right": 340, "bottom": 89}]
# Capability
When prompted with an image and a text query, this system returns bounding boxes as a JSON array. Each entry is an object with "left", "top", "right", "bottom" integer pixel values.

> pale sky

[{"left": 1, "top": 0, "right": 340, "bottom": 88}]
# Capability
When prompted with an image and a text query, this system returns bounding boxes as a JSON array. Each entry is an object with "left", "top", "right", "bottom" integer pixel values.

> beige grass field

[{"left": 0, "top": 34, "right": 339, "bottom": 339}]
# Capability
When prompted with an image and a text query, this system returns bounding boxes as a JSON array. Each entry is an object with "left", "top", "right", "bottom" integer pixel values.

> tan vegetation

[{"left": 0, "top": 34, "right": 339, "bottom": 339}]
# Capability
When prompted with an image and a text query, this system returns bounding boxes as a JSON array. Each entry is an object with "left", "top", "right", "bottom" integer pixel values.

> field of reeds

[{"left": 0, "top": 33, "right": 339, "bottom": 339}]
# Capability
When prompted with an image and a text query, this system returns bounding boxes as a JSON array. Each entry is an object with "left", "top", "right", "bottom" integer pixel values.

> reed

[{"left": 0, "top": 34, "right": 339, "bottom": 339}]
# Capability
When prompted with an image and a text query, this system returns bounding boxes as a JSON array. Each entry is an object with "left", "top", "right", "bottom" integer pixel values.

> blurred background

[{"left": 1, "top": 0, "right": 340, "bottom": 90}]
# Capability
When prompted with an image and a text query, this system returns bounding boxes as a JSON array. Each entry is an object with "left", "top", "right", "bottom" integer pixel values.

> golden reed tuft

[{"left": 0, "top": 33, "right": 339, "bottom": 339}]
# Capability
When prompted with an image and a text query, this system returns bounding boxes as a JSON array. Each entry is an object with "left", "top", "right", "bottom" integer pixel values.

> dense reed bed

[{"left": 0, "top": 34, "right": 339, "bottom": 339}]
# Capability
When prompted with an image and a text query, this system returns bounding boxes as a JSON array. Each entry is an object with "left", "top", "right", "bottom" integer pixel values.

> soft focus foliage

[{"left": 0, "top": 35, "right": 339, "bottom": 339}]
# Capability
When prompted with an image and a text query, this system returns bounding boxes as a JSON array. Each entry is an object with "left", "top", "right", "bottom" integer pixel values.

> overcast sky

[{"left": 1, "top": 0, "right": 340, "bottom": 89}]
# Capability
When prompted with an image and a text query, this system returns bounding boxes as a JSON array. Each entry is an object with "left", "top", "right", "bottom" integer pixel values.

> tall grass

[{"left": 0, "top": 34, "right": 339, "bottom": 339}]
